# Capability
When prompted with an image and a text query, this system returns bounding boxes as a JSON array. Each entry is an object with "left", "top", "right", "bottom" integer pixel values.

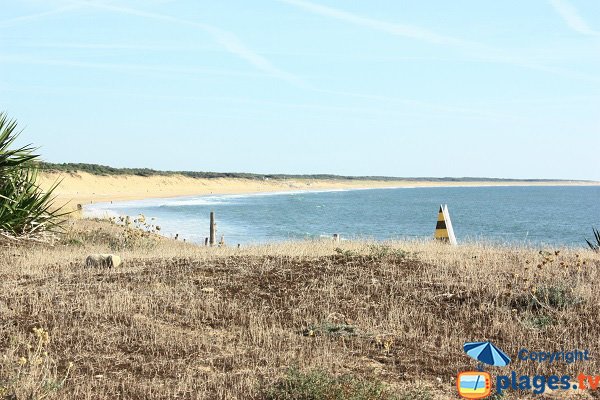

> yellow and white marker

[{"left": 434, "top": 204, "right": 457, "bottom": 245}]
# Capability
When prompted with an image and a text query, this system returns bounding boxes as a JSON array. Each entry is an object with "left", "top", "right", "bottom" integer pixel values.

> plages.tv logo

[{"left": 457, "top": 341, "right": 511, "bottom": 399}]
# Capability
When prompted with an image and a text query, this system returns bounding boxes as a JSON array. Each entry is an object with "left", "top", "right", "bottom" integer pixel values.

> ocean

[{"left": 85, "top": 185, "right": 600, "bottom": 248}]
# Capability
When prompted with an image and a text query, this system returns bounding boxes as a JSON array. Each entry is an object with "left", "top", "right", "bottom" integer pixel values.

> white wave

[
  {"left": 82, "top": 185, "right": 420, "bottom": 214},
  {"left": 83, "top": 208, "right": 119, "bottom": 219},
  {"left": 157, "top": 197, "right": 228, "bottom": 207}
]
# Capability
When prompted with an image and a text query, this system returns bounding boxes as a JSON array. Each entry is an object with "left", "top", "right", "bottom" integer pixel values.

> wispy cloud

[
  {"left": 0, "top": 54, "right": 267, "bottom": 78},
  {"left": 0, "top": 4, "right": 79, "bottom": 28},
  {"left": 313, "top": 88, "right": 512, "bottom": 120},
  {"left": 71, "top": 1, "right": 307, "bottom": 87},
  {"left": 549, "top": 0, "right": 600, "bottom": 36},
  {"left": 278, "top": 0, "right": 476, "bottom": 48},
  {"left": 13, "top": 41, "right": 215, "bottom": 52},
  {"left": 0, "top": 80, "right": 512, "bottom": 123},
  {"left": 279, "top": 0, "right": 600, "bottom": 84}
]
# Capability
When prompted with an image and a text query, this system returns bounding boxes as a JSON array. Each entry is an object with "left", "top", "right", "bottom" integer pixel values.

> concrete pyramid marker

[{"left": 434, "top": 204, "right": 457, "bottom": 245}]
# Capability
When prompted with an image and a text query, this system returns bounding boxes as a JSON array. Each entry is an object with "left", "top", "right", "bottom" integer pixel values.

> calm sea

[{"left": 85, "top": 185, "right": 600, "bottom": 248}]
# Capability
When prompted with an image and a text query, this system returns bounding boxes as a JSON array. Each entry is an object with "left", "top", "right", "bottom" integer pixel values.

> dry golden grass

[{"left": 1, "top": 219, "right": 599, "bottom": 399}]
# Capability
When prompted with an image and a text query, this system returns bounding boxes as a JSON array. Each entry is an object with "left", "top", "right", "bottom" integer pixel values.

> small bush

[
  {"left": 108, "top": 215, "right": 162, "bottom": 250},
  {"left": 334, "top": 245, "right": 414, "bottom": 260},
  {"left": 264, "top": 367, "right": 398, "bottom": 400},
  {"left": 526, "top": 314, "right": 554, "bottom": 330},
  {"left": 367, "top": 245, "right": 412, "bottom": 259},
  {"left": 512, "top": 285, "right": 582, "bottom": 312},
  {"left": 0, "top": 327, "right": 72, "bottom": 399},
  {"left": 334, "top": 247, "right": 359, "bottom": 257},
  {"left": 534, "top": 286, "right": 582, "bottom": 309},
  {"left": 61, "top": 237, "right": 84, "bottom": 247}
]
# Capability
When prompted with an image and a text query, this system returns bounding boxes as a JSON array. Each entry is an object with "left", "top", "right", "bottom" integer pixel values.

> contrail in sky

[{"left": 549, "top": 0, "right": 600, "bottom": 36}]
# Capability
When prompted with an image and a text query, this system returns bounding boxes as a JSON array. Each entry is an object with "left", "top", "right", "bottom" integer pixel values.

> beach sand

[{"left": 38, "top": 171, "right": 599, "bottom": 210}]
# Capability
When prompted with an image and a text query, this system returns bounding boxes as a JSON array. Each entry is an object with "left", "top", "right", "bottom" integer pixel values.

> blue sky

[{"left": 1, "top": 0, "right": 599, "bottom": 179}]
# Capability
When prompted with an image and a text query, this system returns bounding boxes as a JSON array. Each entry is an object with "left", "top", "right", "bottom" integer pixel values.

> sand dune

[{"left": 38, "top": 171, "right": 598, "bottom": 210}]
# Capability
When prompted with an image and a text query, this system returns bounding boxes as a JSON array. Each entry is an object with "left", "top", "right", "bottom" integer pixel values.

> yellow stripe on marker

[{"left": 434, "top": 204, "right": 457, "bottom": 245}]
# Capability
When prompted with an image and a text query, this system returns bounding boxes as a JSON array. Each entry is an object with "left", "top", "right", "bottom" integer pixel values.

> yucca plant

[
  {"left": 586, "top": 228, "right": 600, "bottom": 252},
  {"left": 0, "top": 112, "right": 67, "bottom": 239},
  {"left": 0, "top": 113, "right": 38, "bottom": 175}
]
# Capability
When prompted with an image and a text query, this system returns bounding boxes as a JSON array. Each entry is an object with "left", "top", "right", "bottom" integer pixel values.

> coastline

[{"left": 38, "top": 171, "right": 600, "bottom": 210}]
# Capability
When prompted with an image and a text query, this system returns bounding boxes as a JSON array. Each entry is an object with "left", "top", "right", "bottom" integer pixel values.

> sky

[{"left": 1, "top": 0, "right": 599, "bottom": 180}]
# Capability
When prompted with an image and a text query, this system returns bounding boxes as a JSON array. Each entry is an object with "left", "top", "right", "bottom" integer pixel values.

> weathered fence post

[{"left": 209, "top": 211, "right": 216, "bottom": 246}]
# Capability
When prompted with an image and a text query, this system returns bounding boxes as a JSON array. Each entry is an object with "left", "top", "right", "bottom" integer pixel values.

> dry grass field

[{"left": 1, "top": 219, "right": 599, "bottom": 399}]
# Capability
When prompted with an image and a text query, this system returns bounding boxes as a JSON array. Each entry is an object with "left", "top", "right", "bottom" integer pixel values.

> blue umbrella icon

[{"left": 464, "top": 341, "right": 511, "bottom": 367}]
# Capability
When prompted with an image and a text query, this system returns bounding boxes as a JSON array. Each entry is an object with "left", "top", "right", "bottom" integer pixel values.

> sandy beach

[{"left": 38, "top": 171, "right": 599, "bottom": 210}]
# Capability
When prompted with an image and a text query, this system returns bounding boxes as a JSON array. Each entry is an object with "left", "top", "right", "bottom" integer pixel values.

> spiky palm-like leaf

[
  {"left": 0, "top": 112, "right": 68, "bottom": 238},
  {"left": 0, "top": 168, "right": 68, "bottom": 235},
  {"left": 0, "top": 113, "right": 38, "bottom": 174},
  {"left": 586, "top": 228, "right": 600, "bottom": 252}
]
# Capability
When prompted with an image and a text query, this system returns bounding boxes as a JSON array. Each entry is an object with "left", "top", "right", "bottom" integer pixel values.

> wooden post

[
  {"left": 204, "top": 237, "right": 208, "bottom": 246},
  {"left": 209, "top": 211, "right": 216, "bottom": 246},
  {"left": 219, "top": 235, "right": 225, "bottom": 246},
  {"left": 75, "top": 203, "right": 83, "bottom": 218}
]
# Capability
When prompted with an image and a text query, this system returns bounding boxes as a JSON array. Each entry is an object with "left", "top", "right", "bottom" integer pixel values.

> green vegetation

[
  {"left": 0, "top": 327, "right": 72, "bottom": 400},
  {"left": 335, "top": 245, "right": 414, "bottom": 260},
  {"left": 586, "top": 228, "right": 600, "bottom": 252},
  {"left": 512, "top": 285, "right": 582, "bottom": 312},
  {"left": 0, "top": 112, "right": 66, "bottom": 238},
  {"left": 366, "top": 244, "right": 414, "bottom": 259},
  {"left": 526, "top": 314, "right": 554, "bottom": 330},
  {"left": 38, "top": 162, "right": 579, "bottom": 182},
  {"left": 334, "top": 247, "right": 359, "bottom": 257},
  {"left": 264, "top": 367, "right": 402, "bottom": 400}
]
